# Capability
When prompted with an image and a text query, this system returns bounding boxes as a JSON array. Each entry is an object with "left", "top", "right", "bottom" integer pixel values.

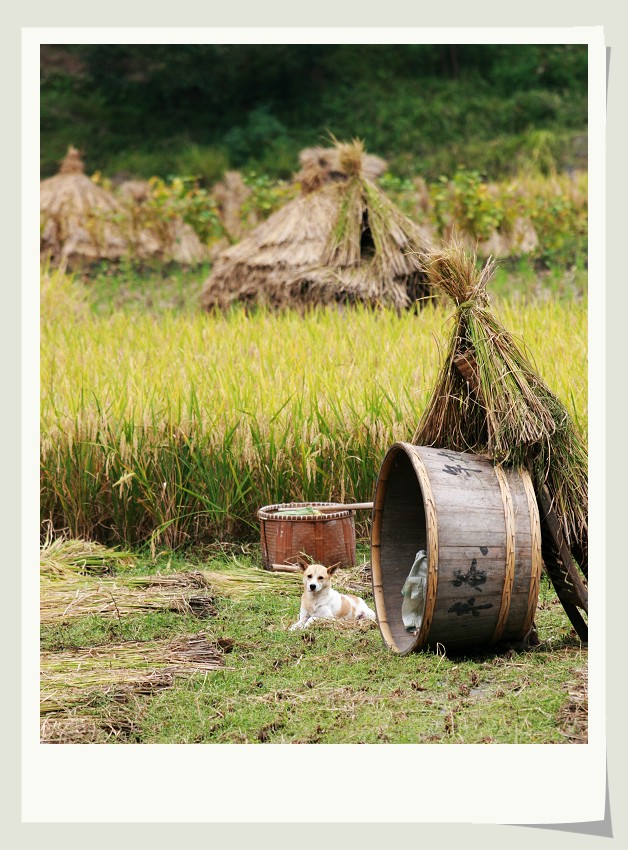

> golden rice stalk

[{"left": 40, "top": 263, "right": 88, "bottom": 322}]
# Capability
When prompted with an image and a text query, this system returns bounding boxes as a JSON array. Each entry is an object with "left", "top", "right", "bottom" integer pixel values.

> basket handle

[{"left": 315, "top": 502, "right": 373, "bottom": 513}]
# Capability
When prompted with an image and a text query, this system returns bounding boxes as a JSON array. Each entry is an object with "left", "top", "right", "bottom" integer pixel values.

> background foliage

[{"left": 41, "top": 44, "right": 587, "bottom": 181}]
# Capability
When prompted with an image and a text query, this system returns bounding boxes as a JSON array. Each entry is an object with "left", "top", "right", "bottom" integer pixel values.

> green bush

[
  {"left": 173, "top": 145, "right": 230, "bottom": 186},
  {"left": 225, "top": 107, "right": 291, "bottom": 167},
  {"left": 431, "top": 171, "right": 505, "bottom": 241}
]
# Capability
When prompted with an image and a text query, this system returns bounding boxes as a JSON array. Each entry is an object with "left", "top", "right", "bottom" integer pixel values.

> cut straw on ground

[
  {"left": 40, "top": 712, "right": 141, "bottom": 744},
  {"left": 40, "top": 572, "right": 216, "bottom": 624},
  {"left": 40, "top": 526, "right": 137, "bottom": 579},
  {"left": 40, "top": 632, "right": 225, "bottom": 714}
]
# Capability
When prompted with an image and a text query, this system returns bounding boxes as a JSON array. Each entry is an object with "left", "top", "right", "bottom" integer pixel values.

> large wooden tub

[{"left": 371, "top": 444, "right": 542, "bottom": 654}]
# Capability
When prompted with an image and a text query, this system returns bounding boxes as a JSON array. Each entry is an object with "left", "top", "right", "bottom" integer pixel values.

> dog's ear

[
  {"left": 327, "top": 563, "right": 340, "bottom": 575},
  {"left": 296, "top": 553, "right": 310, "bottom": 572}
]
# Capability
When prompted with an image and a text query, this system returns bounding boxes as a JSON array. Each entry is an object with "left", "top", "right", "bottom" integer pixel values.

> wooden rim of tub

[{"left": 371, "top": 442, "right": 439, "bottom": 655}]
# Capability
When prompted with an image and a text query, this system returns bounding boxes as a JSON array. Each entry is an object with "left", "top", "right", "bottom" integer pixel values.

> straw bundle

[
  {"left": 167, "top": 219, "right": 209, "bottom": 264},
  {"left": 40, "top": 632, "right": 224, "bottom": 714},
  {"left": 296, "top": 144, "right": 388, "bottom": 193},
  {"left": 413, "top": 242, "right": 587, "bottom": 578},
  {"left": 116, "top": 179, "right": 151, "bottom": 203},
  {"left": 203, "top": 560, "right": 298, "bottom": 599},
  {"left": 212, "top": 170, "right": 254, "bottom": 240},
  {"left": 201, "top": 140, "right": 431, "bottom": 311},
  {"left": 476, "top": 217, "right": 539, "bottom": 259},
  {"left": 40, "top": 146, "right": 128, "bottom": 265},
  {"left": 40, "top": 572, "right": 216, "bottom": 624},
  {"left": 40, "top": 528, "right": 136, "bottom": 579}
]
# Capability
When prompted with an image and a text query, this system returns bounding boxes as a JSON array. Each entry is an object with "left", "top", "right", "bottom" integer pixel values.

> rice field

[{"left": 40, "top": 268, "right": 587, "bottom": 548}]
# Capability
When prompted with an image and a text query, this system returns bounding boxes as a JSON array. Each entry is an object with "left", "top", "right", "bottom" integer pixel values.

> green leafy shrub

[
  {"left": 173, "top": 145, "right": 230, "bottom": 186},
  {"left": 431, "top": 171, "right": 505, "bottom": 241}
]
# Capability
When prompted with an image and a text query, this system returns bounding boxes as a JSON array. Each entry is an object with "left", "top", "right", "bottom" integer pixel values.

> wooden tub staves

[
  {"left": 371, "top": 444, "right": 542, "bottom": 654},
  {"left": 258, "top": 502, "right": 358, "bottom": 571}
]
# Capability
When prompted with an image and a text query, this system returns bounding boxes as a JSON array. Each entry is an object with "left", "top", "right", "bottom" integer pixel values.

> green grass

[
  {"left": 40, "top": 547, "right": 587, "bottom": 744},
  {"left": 489, "top": 258, "right": 588, "bottom": 301},
  {"left": 40, "top": 609, "right": 202, "bottom": 652},
  {"left": 85, "top": 260, "right": 212, "bottom": 316},
  {"left": 81, "top": 255, "right": 586, "bottom": 318}
]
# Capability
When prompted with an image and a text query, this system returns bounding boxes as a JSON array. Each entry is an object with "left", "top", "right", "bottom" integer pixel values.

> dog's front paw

[{"left": 289, "top": 621, "right": 303, "bottom": 631}]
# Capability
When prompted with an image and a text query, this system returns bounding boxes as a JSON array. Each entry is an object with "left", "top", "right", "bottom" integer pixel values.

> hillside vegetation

[{"left": 41, "top": 44, "right": 587, "bottom": 182}]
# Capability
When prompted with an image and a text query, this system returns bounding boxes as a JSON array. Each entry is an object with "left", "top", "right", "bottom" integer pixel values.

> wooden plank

[
  {"left": 556, "top": 600, "right": 588, "bottom": 643},
  {"left": 437, "top": 529, "right": 508, "bottom": 547},
  {"left": 538, "top": 486, "right": 588, "bottom": 613},
  {"left": 433, "top": 505, "right": 508, "bottom": 532},
  {"left": 437, "top": 545, "right": 507, "bottom": 561},
  {"left": 430, "top": 484, "right": 504, "bottom": 507}
]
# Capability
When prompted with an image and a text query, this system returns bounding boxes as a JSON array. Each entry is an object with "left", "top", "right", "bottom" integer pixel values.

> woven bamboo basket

[
  {"left": 258, "top": 502, "right": 357, "bottom": 570},
  {"left": 371, "top": 444, "right": 542, "bottom": 654}
]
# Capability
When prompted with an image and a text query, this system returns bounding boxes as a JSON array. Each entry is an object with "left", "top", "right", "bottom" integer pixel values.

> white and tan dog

[{"left": 289, "top": 559, "right": 377, "bottom": 630}]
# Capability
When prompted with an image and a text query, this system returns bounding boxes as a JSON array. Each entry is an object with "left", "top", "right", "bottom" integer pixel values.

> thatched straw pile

[
  {"left": 40, "top": 148, "right": 209, "bottom": 267},
  {"left": 296, "top": 145, "right": 388, "bottom": 192},
  {"left": 40, "top": 147, "right": 128, "bottom": 265},
  {"left": 201, "top": 140, "right": 431, "bottom": 310},
  {"left": 211, "top": 170, "right": 254, "bottom": 241},
  {"left": 414, "top": 242, "right": 588, "bottom": 584},
  {"left": 116, "top": 179, "right": 151, "bottom": 204},
  {"left": 165, "top": 219, "right": 209, "bottom": 265},
  {"left": 114, "top": 179, "right": 209, "bottom": 265}
]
